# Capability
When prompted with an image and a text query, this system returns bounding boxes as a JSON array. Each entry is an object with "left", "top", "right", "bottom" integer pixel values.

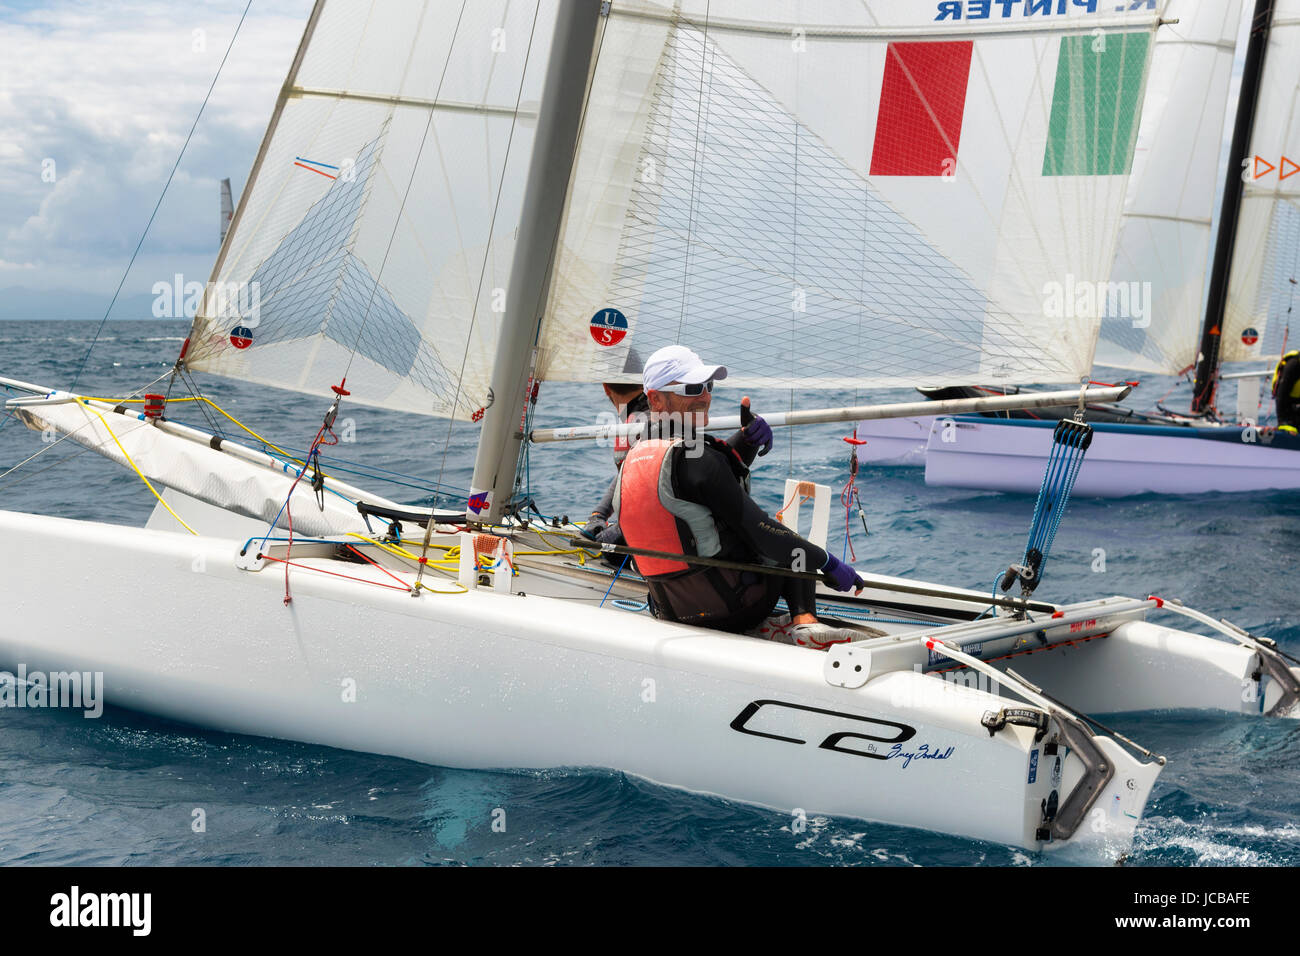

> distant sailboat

[
  {"left": 220, "top": 177, "right": 234, "bottom": 246},
  {"left": 3, "top": 0, "right": 1297, "bottom": 858},
  {"left": 858, "top": 0, "right": 1300, "bottom": 496}
]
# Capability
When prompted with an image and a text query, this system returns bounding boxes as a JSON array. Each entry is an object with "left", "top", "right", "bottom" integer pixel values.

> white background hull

[{"left": 856, "top": 416, "right": 1300, "bottom": 496}]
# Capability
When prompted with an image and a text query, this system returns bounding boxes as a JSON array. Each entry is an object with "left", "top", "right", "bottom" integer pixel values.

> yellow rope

[
  {"left": 345, "top": 532, "right": 455, "bottom": 564},
  {"left": 526, "top": 524, "right": 584, "bottom": 557},
  {"left": 343, "top": 533, "right": 465, "bottom": 590},
  {"left": 82, "top": 394, "right": 304, "bottom": 465},
  {"left": 191, "top": 396, "right": 302, "bottom": 462},
  {"left": 80, "top": 401, "right": 198, "bottom": 535}
]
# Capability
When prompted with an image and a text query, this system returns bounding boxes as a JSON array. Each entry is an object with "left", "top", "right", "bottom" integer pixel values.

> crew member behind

[
  {"left": 1273, "top": 350, "right": 1300, "bottom": 435},
  {"left": 581, "top": 381, "right": 649, "bottom": 545},
  {"left": 614, "top": 345, "right": 871, "bottom": 649}
]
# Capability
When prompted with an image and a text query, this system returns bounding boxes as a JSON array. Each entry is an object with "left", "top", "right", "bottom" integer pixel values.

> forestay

[
  {"left": 184, "top": 0, "right": 557, "bottom": 419},
  {"left": 537, "top": 0, "right": 1167, "bottom": 390},
  {"left": 1096, "top": 0, "right": 1243, "bottom": 375},
  {"left": 1222, "top": 0, "right": 1300, "bottom": 363}
]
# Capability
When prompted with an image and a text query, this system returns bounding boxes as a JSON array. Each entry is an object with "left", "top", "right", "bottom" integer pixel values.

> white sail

[
  {"left": 1096, "top": 0, "right": 1243, "bottom": 374},
  {"left": 1222, "top": 0, "right": 1300, "bottom": 363},
  {"left": 537, "top": 0, "right": 1167, "bottom": 390},
  {"left": 184, "top": 0, "right": 557, "bottom": 420}
]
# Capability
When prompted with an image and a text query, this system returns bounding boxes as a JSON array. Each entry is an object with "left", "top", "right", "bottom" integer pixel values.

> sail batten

[{"left": 289, "top": 85, "right": 539, "bottom": 118}]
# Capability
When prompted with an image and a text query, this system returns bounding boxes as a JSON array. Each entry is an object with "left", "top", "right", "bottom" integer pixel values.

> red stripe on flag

[{"left": 870, "top": 41, "right": 974, "bottom": 177}]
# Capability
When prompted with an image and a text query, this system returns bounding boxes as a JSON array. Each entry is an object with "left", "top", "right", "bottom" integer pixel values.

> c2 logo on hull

[{"left": 730, "top": 699, "right": 916, "bottom": 759}]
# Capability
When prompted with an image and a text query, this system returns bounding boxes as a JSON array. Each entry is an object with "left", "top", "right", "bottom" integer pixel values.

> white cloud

[{"left": 0, "top": 0, "right": 313, "bottom": 298}]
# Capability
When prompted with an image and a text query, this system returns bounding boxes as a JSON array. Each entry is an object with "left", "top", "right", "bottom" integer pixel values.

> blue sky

[{"left": 0, "top": 0, "right": 313, "bottom": 312}]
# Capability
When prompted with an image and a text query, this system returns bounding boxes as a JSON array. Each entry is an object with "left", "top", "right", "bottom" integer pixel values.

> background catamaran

[
  {"left": 2, "top": 0, "right": 1298, "bottom": 858},
  {"left": 855, "top": 0, "right": 1300, "bottom": 496}
]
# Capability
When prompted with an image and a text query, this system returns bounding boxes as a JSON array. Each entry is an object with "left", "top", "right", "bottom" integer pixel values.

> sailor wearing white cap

[{"left": 613, "top": 345, "right": 868, "bottom": 649}]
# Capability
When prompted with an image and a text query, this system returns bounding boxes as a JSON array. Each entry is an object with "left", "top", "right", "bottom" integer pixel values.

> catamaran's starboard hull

[
  {"left": 0, "top": 509, "right": 1156, "bottom": 857},
  {"left": 856, "top": 416, "right": 1300, "bottom": 496}
]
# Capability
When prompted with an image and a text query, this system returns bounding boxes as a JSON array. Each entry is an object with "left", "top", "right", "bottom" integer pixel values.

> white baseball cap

[{"left": 641, "top": 345, "right": 727, "bottom": 392}]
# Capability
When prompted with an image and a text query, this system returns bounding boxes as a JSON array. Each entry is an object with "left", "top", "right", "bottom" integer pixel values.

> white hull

[
  {"left": 856, "top": 416, "right": 1300, "bottom": 496},
  {"left": 3, "top": 507, "right": 1297, "bottom": 857}
]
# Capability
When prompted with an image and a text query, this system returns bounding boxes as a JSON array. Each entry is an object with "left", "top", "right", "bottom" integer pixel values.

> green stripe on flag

[{"left": 1043, "top": 32, "right": 1149, "bottom": 177}]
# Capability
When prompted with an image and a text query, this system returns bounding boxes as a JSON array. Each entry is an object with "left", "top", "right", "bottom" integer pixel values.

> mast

[
  {"left": 1192, "top": 0, "right": 1274, "bottom": 413},
  {"left": 469, "top": 0, "right": 603, "bottom": 522}
]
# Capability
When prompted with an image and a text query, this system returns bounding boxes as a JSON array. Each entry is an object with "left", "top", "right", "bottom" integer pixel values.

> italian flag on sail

[{"left": 869, "top": 33, "right": 1150, "bottom": 177}]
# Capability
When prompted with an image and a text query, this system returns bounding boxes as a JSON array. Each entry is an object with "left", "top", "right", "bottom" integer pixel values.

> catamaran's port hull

[
  {"left": 855, "top": 416, "right": 1300, "bottom": 496},
  {"left": 0, "top": 508, "right": 1167, "bottom": 856}
]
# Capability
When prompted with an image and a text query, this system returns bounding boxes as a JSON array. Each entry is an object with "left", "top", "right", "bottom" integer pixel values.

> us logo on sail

[{"left": 589, "top": 308, "right": 628, "bottom": 346}]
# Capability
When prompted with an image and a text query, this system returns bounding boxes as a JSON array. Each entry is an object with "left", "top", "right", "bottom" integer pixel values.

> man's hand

[
  {"left": 580, "top": 515, "right": 608, "bottom": 541},
  {"left": 740, "top": 396, "right": 773, "bottom": 456},
  {"left": 821, "top": 554, "right": 866, "bottom": 594}
]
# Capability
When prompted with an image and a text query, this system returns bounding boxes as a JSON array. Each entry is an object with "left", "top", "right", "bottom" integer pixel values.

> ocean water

[{"left": 1, "top": 319, "right": 1298, "bottom": 867}]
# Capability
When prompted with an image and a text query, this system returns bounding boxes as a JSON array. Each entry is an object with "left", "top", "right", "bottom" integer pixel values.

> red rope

[
  {"left": 279, "top": 406, "right": 343, "bottom": 604},
  {"left": 261, "top": 554, "right": 410, "bottom": 593},
  {"left": 345, "top": 544, "right": 411, "bottom": 588},
  {"left": 840, "top": 430, "right": 863, "bottom": 561}
]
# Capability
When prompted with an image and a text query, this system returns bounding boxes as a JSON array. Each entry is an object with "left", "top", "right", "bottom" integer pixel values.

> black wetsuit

[
  {"left": 642, "top": 430, "right": 828, "bottom": 634},
  {"left": 1275, "top": 353, "right": 1300, "bottom": 429}
]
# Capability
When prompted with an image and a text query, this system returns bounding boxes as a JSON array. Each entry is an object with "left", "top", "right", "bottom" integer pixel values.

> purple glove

[
  {"left": 744, "top": 414, "right": 773, "bottom": 454},
  {"left": 822, "top": 554, "right": 866, "bottom": 593},
  {"left": 739, "top": 397, "right": 773, "bottom": 456}
]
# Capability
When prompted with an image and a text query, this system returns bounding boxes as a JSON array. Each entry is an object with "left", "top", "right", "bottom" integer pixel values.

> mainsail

[
  {"left": 1096, "top": 0, "right": 1243, "bottom": 374},
  {"left": 537, "top": 0, "right": 1170, "bottom": 390},
  {"left": 184, "top": 0, "right": 557, "bottom": 419},
  {"left": 1221, "top": 0, "right": 1300, "bottom": 362}
]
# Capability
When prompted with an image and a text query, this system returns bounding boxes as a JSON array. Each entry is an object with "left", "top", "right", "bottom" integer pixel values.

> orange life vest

[{"left": 614, "top": 438, "right": 720, "bottom": 577}]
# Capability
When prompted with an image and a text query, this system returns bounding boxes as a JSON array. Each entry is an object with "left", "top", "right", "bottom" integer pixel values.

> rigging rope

[
  {"left": 840, "top": 428, "right": 869, "bottom": 561},
  {"left": 80, "top": 401, "right": 198, "bottom": 534},
  {"left": 0, "top": 368, "right": 173, "bottom": 485},
  {"left": 70, "top": 0, "right": 254, "bottom": 391},
  {"left": 268, "top": 387, "right": 345, "bottom": 604}
]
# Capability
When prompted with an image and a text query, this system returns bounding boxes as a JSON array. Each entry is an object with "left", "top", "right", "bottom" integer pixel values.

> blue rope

[
  {"left": 240, "top": 534, "right": 336, "bottom": 555},
  {"left": 599, "top": 555, "right": 630, "bottom": 608},
  {"left": 257, "top": 458, "right": 311, "bottom": 551},
  {"left": 774, "top": 598, "right": 944, "bottom": 628},
  {"left": 1015, "top": 418, "right": 1091, "bottom": 591},
  {"left": 972, "top": 573, "right": 1004, "bottom": 621}
]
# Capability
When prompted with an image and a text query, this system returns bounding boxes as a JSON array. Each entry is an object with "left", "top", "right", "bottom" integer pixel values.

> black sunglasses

[{"left": 655, "top": 380, "right": 715, "bottom": 397}]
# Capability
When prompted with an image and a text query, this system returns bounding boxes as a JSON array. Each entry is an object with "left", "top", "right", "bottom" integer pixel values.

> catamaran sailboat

[
  {"left": 854, "top": 0, "right": 1300, "bottom": 496},
  {"left": 2, "top": 0, "right": 1297, "bottom": 859}
]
